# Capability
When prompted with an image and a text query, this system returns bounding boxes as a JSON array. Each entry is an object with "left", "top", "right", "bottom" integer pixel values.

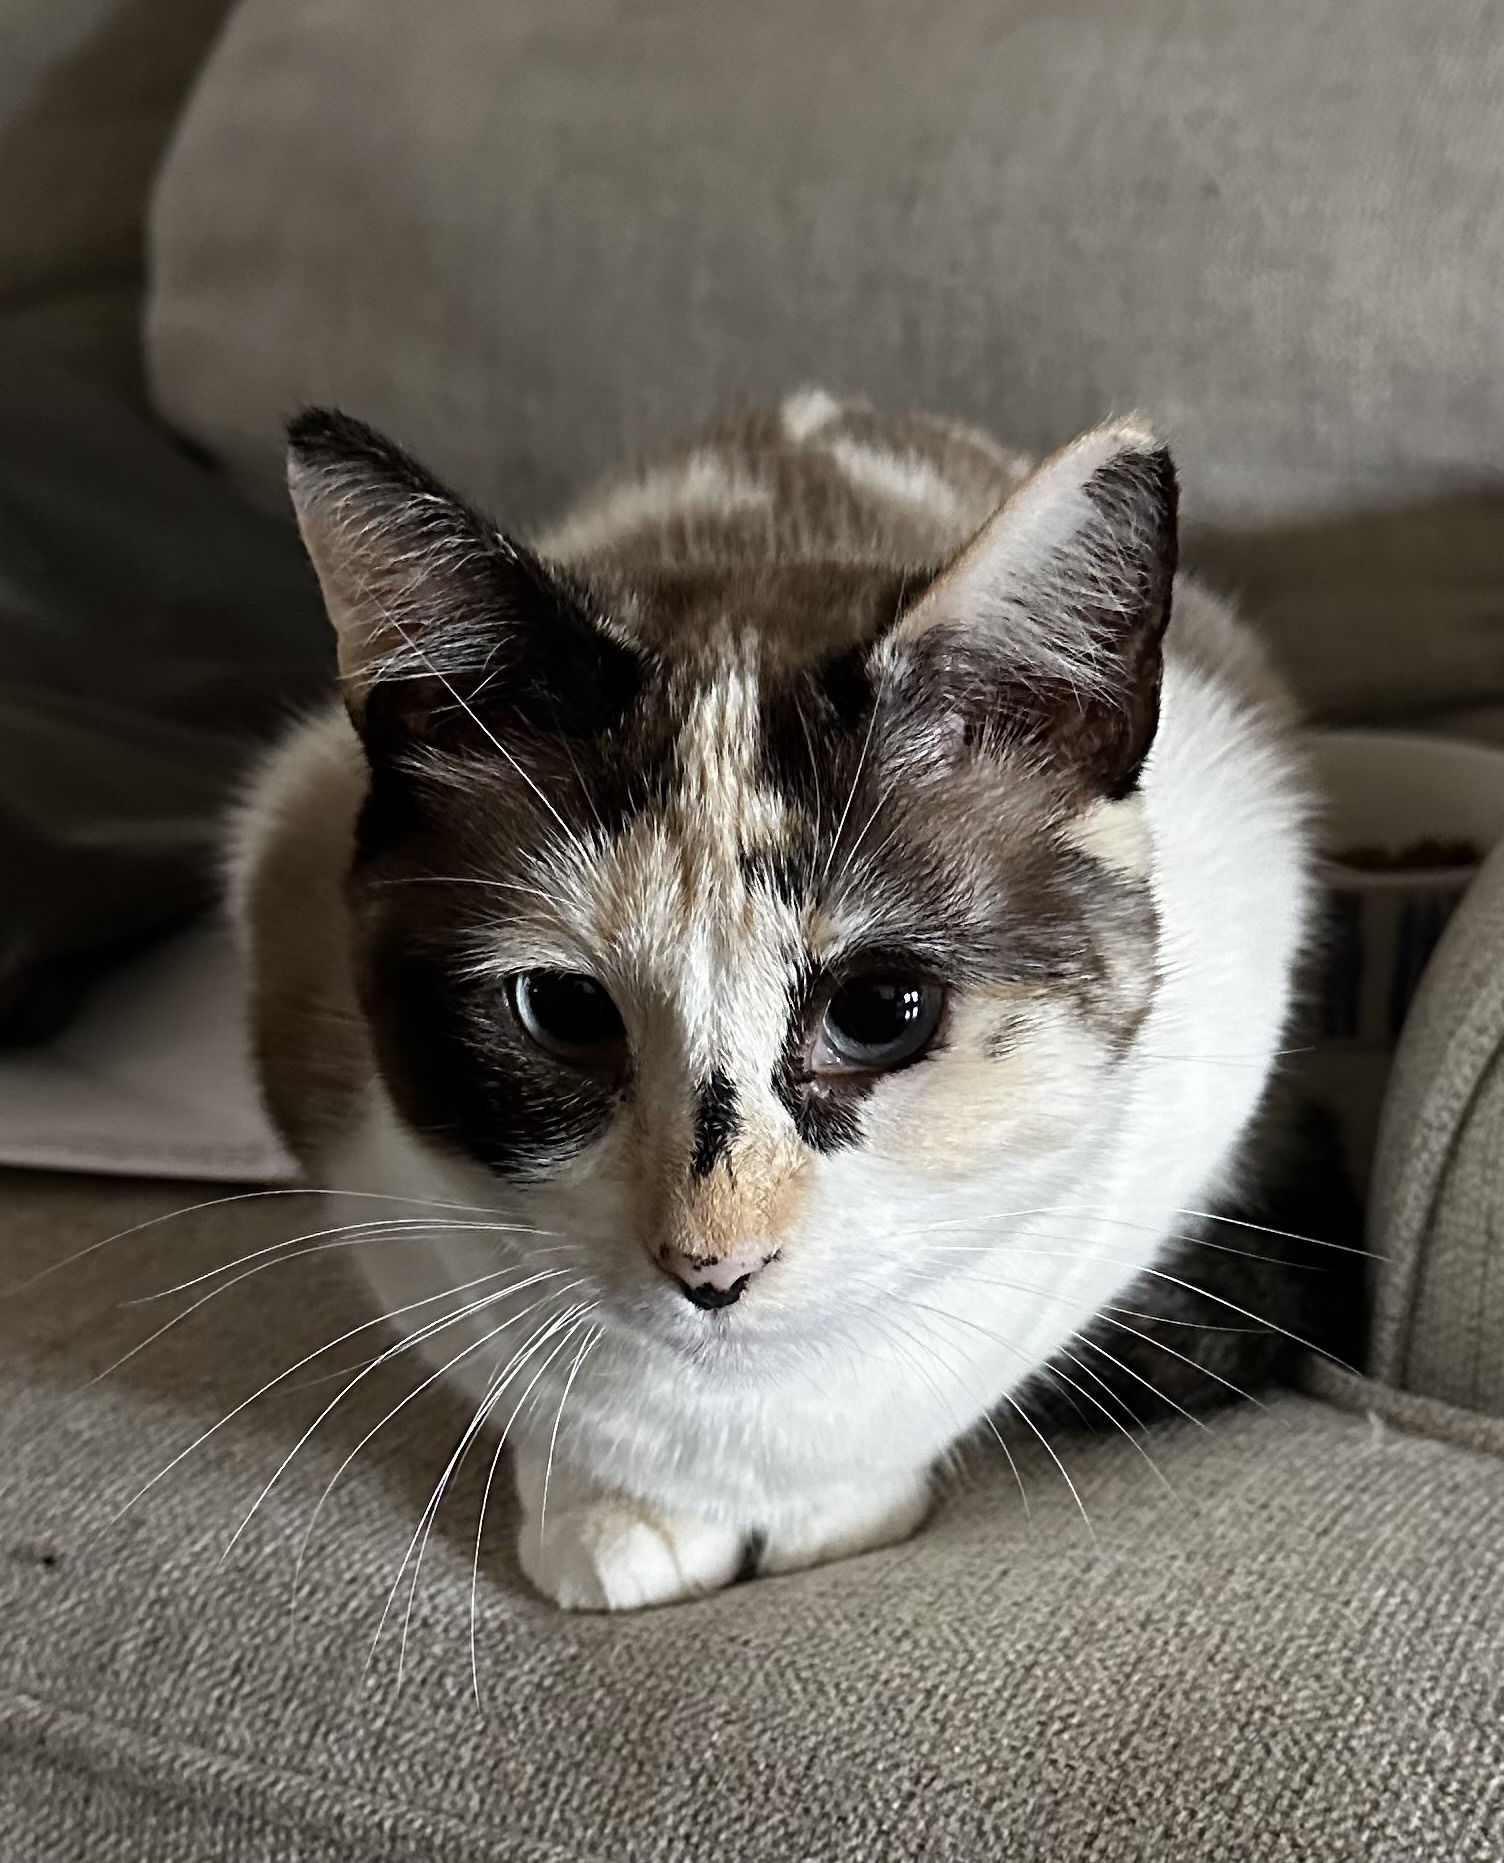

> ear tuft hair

[
  {"left": 881, "top": 419, "right": 1178, "bottom": 797},
  {"left": 285, "top": 409, "right": 640, "bottom": 747}
]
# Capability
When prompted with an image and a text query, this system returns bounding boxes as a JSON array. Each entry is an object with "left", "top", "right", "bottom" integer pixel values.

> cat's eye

[
  {"left": 512, "top": 970, "right": 626, "bottom": 1066},
  {"left": 816, "top": 973, "right": 944, "bottom": 1072}
]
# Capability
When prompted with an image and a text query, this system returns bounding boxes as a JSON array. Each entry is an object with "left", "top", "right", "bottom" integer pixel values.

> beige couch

[{"left": 5, "top": 3, "right": 1504, "bottom": 1857}]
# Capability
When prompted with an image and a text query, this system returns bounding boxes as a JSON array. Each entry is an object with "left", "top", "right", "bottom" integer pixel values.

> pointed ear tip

[
  {"left": 287, "top": 405, "right": 342, "bottom": 452},
  {"left": 286, "top": 410, "right": 345, "bottom": 494},
  {"left": 1096, "top": 415, "right": 1168, "bottom": 458},
  {"left": 1038, "top": 418, "right": 1172, "bottom": 495},
  {"left": 285, "top": 405, "right": 392, "bottom": 474},
  {"left": 1072, "top": 417, "right": 1178, "bottom": 510}
]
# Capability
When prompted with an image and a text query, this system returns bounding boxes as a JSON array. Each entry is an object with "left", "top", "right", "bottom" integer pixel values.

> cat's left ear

[
  {"left": 883, "top": 419, "right": 1177, "bottom": 800},
  {"left": 286, "top": 408, "right": 637, "bottom": 745}
]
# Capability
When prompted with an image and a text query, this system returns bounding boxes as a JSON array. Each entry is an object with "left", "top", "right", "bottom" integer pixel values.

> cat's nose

[{"left": 659, "top": 1246, "right": 774, "bottom": 1310}]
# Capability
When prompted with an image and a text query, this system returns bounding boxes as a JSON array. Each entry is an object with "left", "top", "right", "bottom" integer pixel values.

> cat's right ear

[{"left": 286, "top": 409, "right": 638, "bottom": 746}]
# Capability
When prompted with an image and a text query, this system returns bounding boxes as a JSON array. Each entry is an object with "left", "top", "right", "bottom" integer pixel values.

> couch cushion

[
  {"left": 145, "top": 0, "right": 1504, "bottom": 730},
  {"left": 5, "top": 1169, "right": 1504, "bottom": 1862}
]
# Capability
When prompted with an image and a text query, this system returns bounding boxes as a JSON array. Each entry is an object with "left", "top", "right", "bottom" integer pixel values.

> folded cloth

[{"left": 0, "top": 920, "right": 294, "bottom": 1182}]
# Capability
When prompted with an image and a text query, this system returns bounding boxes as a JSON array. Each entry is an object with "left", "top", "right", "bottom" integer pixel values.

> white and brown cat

[{"left": 233, "top": 391, "right": 1347, "bottom": 1610}]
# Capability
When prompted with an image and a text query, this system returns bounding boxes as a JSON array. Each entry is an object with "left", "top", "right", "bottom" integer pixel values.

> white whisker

[
  {"left": 955, "top": 1242, "right": 1350, "bottom": 1369},
  {"left": 373, "top": 1290, "right": 588, "bottom": 1691},
  {"left": 131, "top": 1217, "right": 563, "bottom": 1302},
  {"left": 538, "top": 1327, "right": 601, "bottom": 1542},
  {"left": 902, "top": 1261, "right": 1259, "bottom": 1334},
  {"left": 220, "top": 1271, "right": 580, "bottom": 1566},
  {"left": 470, "top": 1307, "right": 597, "bottom": 1708},
  {"left": 371, "top": 875, "right": 554, "bottom": 901},
  {"left": 1173, "top": 1204, "right": 1372, "bottom": 1256},
  {"left": 898, "top": 1294, "right": 1093, "bottom": 1537},
  {"left": 1050, "top": 1346, "right": 1191, "bottom": 1510},
  {"left": 879, "top": 1302, "right": 1032, "bottom": 1522},
  {"left": 371, "top": 598, "right": 595, "bottom": 868},
  {"left": 88, "top": 1224, "right": 566, "bottom": 1394},
  {"left": 819, "top": 645, "right": 890, "bottom": 893},
  {"left": 903, "top": 1200, "right": 1372, "bottom": 1261},
  {"left": 1091, "top": 1317, "right": 1268, "bottom": 1411},
  {"left": 96, "top": 1266, "right": 569, "bottom": 1545},
  {"left": 9, "top": 1184, "right": 517, "bottom": 1295}
]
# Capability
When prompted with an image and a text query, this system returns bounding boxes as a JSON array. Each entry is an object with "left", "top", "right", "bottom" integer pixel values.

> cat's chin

[{"left": 598, "top": 1283, "right": 820, "bottom": 1364}]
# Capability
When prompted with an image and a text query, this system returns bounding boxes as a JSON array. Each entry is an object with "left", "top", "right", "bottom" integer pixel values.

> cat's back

[
  {"left": 535, "top": 392, "right": 1285, "bottom": 715},
  {"left": 536, "top": 389, "right": 1029, "bottom": 579}
]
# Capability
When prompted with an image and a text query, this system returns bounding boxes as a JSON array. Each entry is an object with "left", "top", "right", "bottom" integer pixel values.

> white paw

[
  {"left": 759, "top": 1473, "right": 932, "bottom": 1577},
  {"left": 518, "top": 1501, "right": 745, "bottom": 1611}
]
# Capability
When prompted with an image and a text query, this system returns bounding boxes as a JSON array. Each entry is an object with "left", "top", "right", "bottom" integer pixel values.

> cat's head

[{"left": 287, "top": 410, "right": 1174, "bottom": 1350}]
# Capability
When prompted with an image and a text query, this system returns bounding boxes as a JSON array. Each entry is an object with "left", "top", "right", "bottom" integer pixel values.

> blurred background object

[
  {"left": 0, "top": 0, "right": 330, "bottom": 1045},
  {"left": 1304, "top": 728, "right": 1504, "bottom": 1185},
  {"left": 1, "top": 0, "right": 234, "bottom": 397},
  {"left": 0, "top": 367, "right": 328, "bottom": 1044}
]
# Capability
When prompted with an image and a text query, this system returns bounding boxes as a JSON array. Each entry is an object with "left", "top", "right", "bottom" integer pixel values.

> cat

[{"left": 232, "top": 389, "right": 1338, "bottom": 1611}]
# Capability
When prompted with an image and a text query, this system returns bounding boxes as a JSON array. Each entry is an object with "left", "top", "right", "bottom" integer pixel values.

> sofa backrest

[{"left": 148, "top": 0, "right": 1504, "bottom": 541}]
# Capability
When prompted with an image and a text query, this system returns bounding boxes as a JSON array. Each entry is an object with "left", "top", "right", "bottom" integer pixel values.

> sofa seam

[{"left": 1296, "top": 1359, "right": 1504, "bottom": 1461}]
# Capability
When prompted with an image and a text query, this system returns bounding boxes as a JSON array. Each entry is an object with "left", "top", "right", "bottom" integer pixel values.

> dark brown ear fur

[
  {"left": 881, "top": 421, "right": 1177, "bottom": 799},
  {"left": 286, "top": 408, "right": 642, "bottom": 753}
]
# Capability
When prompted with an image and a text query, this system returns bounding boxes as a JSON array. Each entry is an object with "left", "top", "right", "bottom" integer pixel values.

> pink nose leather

[{"left": 660, "top": 1247, "right": 772, "bottom": 1309}]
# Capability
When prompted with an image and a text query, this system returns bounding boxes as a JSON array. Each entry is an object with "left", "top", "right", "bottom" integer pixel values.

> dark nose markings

[
  {"left": 689, "top": 1067, "right": 740, "bottom": 1179},
  {"left": 659, "top": 1246, "right": 780, "bottom": 1307},
  {"left": 683, "top": 1274, "right": 752, "bottom": 1309}
]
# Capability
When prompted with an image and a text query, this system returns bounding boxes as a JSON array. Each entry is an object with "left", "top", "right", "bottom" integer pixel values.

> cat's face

[{"left": 288, "top": 412, "right": 1175, "bottom": 1355}]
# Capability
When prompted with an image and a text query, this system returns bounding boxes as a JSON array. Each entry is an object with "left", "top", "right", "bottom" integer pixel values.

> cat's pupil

[
  {"left": 513, "top": 970, "right": 624, "bottom": 1060},
  {"left": 823, "top": 975, "right": 942, "bottom": 1067}
]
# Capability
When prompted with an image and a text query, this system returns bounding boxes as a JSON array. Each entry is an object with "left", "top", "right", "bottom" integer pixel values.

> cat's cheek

[{"left": 863, "top": 1004, "right": 1107, "bottom": 1174}]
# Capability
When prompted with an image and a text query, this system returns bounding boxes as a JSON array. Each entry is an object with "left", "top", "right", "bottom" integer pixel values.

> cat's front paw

[
  {"left": 759, "top": 1470, "right": 933, "bottom": 1577},
  {"left": 518, "top": 1500, "right": 744, "bottom": 1611}
]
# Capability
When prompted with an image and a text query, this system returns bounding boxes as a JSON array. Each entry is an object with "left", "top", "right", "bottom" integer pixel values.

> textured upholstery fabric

[
  {"left": 1369, "top": 841, "right": 1504, "bottom": 1414},
  {"left": 0, "top": 0, "right": 233, "bottom": 395},
  {"left": 146, "top": 0, "right": 1504, "bottom": 529},
  {"left": 5, "top": 1169, "right": 1504, "bottom": 1863}
]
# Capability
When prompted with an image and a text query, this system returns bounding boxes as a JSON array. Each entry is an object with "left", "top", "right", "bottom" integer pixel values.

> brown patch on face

[
  {"left": 629, "top": 1110, "right": 812, "bottom": 1269},
  {"left": 864, "top": 990, "right": 1110, "bottom": 1176},
  {"left": 1065, "top": 795, "right": 1153, "bottom": 878}
]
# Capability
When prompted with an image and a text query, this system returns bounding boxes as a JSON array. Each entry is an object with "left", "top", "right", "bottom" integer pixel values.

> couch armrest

[{"left": 1369, "top": 839, "right": 1504, "bottom": 1412}]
